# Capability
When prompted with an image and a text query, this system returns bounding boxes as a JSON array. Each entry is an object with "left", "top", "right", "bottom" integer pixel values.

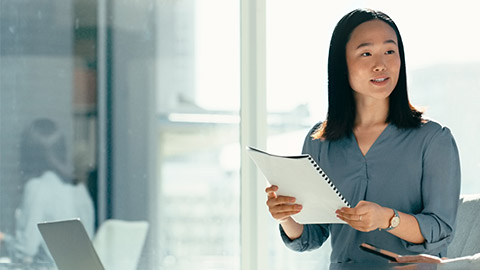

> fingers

[
  {"left": 271, "top": 210, "right": 302, "bottom": 221},
  {"left": 265, "top": 185, "right": 278, "bottom": 199},
  {"left": 266, "top": 195, "right": 296, "bottom": 207},
  {"left": 267, "top": 196, "right": 302, "bottom": 216},
  {"left": 336, "top": 200, "right": 389, "bottom": 232},
  {"left": 270, "top": 204, "right": 303, "bottom": 219},
  {"left": 336, "top": 209, "right": 363, "bottom": 222},
  {"left": 265, "top": 185, "right": 297, "bottom": 208},
  {"left": 336, "top": 205, "right": 376, "bottom": 232},
  {"left": 339, "top": 201, "right": 370, "bottom": 215},
  {"left": 336, "top": 216, "right": 375, "bottom": 232},
  {"left": 336, "top": 206, "right": 366, "bottom": 225},
  {"left": 265, "top": 185, "right": 302, "bottom": 222},
  {"left": 267, "top": 199, "right": 302, "bottom": 222},
  {"left": 269, "top": 200, "right": 302, "bottom": 212}
]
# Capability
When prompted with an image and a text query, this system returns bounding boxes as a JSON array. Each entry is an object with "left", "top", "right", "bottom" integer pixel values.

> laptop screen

[{"left": 37, "top": 219, "right": 104, "bottom": 270}]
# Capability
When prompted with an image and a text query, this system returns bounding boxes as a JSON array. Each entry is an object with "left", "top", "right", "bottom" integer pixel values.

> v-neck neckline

[{"left": 353, "top": 123, "right": 392, "bottom": 158}]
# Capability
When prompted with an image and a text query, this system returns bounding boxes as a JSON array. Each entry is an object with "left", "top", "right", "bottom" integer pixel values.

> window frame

[{"left": 240, "top": 0, "right": 269, "bottom": 269}]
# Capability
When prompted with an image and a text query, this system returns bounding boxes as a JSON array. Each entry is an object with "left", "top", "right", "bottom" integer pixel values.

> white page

[{"left": 247, "top": 146, "right": 349, "bottom": 224}]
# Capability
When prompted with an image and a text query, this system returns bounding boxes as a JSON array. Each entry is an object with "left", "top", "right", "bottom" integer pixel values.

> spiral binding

[{"left": 307, "top": 156, "right": 350, "bottom": 207}]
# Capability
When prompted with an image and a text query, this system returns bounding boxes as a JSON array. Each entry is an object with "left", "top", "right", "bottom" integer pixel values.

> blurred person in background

[{"left": 0, "top": 118, "right": 94, "bottom": 264}]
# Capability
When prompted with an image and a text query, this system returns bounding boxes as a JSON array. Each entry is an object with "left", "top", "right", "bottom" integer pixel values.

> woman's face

[{"left": 346, "top": 19, "right": 401, "bottom": 103}]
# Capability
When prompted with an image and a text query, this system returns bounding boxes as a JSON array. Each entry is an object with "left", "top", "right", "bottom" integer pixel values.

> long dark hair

[
  {"left": 20, "top": 118, "right": 74, "bottom": 183},
  {"left": 313, "top": 8, "right": 422, "bottom": 140}
]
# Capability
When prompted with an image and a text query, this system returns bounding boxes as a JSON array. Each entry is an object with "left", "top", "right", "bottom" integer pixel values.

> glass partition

[{"left": 0, "top": 0, "right": 240, "bottom": 269}]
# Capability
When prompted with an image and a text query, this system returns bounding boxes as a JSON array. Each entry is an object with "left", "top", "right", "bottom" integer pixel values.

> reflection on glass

[
  {"left": 0, "top": 0, "right": 97, "bottom": 268},
  {"left": 0, "top": 119, "right": 95, "bottom": 267},
  {"left": 1, "top": 0, "right": 240, "bottom": 268}
]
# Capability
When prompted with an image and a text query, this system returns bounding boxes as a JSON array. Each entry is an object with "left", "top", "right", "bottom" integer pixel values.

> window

[
  {"left": 0, "top": 0, "right": 240, "bottom": 269},
  {"left": 1, "top": 0, "right": 479, "bottom": 269},
  {"left": 154, "top": 1, "right": 241, "bottom": 268},
  {"left": 264, "top": 1, "right": 480, "bottom": 269}
]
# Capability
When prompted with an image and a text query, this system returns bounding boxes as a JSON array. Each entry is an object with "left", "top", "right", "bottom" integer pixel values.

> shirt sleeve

[
  {"left": 280, "top": 224, "right": 331, "bottom": 252},
  {"left": 405, "top": 126, "right": 461, "bottom": 256}
]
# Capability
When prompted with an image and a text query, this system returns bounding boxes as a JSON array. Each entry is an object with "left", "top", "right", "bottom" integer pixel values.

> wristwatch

[{"left": 385, "top": 209, "right": 400, "bottom": 231}]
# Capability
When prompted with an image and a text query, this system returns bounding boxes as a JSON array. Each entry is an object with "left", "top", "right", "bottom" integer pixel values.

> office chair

[
  {"left": 447, "top": 194, "right": 480, "bottom": 258},
  {"left": 93, "top": 219, "right": 149, "bottom": 270}
]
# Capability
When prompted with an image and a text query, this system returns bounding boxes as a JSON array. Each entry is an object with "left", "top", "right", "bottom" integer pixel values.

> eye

[
  {"left": 361, "top": 52, "right": 371, "bottom": 57},
  {"left": 385, "top": 50, "right": 396, "bottom": 55}
]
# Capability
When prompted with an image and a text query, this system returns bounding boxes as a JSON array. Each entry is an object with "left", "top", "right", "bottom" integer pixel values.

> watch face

[{"left": 391, "top": 216, "right": 400, "bottom": 228}]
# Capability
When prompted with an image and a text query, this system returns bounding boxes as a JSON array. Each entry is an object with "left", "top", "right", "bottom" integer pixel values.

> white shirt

[{"left": 5, "top": 171, "right": 94, "bottom": 262}]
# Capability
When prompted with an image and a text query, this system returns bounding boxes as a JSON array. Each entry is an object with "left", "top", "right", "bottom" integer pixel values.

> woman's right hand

[{"left": 265, "top": 185, "right": 303, "bottom": 223}]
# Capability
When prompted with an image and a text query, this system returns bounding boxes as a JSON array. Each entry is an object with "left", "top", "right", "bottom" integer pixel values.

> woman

[
  {"left": 0, "top": 118, "right": 95, "bottom": 264},
  {"left": 265, "top": 9, "right": 460, "bottom": 263}
]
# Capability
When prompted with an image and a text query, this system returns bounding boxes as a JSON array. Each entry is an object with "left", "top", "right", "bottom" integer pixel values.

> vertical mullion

[
  {"left": 97, "top": 0, "right": 109, "bottom": 225},
  {"left": 240, "top": 0, "right": 267, "bottom": 269}
]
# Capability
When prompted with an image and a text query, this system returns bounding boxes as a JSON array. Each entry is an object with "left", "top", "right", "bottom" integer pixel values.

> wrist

[
  {"left": 379, "top": 207, "right": 394, "bottom": 230},
  {"left": 384, "top": 208, "right": 400, "bottom": 231},
  {"left": 279, "top": 216, "right": 296, "bottom": 225},
  {"left": 280, "top": 217, "right": 304, "bottom": 240}
]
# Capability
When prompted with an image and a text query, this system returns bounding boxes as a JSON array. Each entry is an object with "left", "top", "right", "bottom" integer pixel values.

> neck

[{"left": 354, "top": 97, "right": 389, "bottom": 128}]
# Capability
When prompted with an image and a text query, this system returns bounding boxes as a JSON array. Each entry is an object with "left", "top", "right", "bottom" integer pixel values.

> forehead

[{"left": 348, "top": 19, "right": 398, "bottom": 46}]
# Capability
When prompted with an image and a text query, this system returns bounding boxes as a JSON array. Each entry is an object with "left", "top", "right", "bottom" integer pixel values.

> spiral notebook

[{"left": 247, "top": 146, "right": 350, "bottom": 224}]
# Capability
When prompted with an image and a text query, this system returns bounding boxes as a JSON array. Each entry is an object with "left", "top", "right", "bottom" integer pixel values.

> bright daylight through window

[{"left": 0, "top": 0, "right": 479, "bottom": 269}]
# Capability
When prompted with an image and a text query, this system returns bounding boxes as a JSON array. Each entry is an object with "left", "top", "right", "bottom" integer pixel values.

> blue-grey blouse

[{"left": 280, "top": 120, "right": 461, "bottom": 263}]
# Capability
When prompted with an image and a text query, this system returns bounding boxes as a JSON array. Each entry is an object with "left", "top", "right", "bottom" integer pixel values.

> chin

[{"left": 370, "top": 91, "right": 393, "bottom": 101}]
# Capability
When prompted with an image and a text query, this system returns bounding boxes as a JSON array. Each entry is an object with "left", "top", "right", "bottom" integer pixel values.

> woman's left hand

[{"left": 336, "top": 200, "right": 391, "bottom": 232}]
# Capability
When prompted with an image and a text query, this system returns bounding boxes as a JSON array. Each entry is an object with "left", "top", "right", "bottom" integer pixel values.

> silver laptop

[{"left": 37, "top": 219, "right": 105, "bottom": 270}]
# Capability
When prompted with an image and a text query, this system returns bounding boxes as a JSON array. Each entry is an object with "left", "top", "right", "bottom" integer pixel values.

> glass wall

[
  {"left": 153, "top": 1, "right": 241, "bottom": 268},
  {"left": 0, "top": 0, "right": 93, "bottom": 267},
  {"left": 0, "top": 0, "right": 240, "bottom": 269},
  {"left": 1, "top": 0, "right": 479, "bottom": 269}
]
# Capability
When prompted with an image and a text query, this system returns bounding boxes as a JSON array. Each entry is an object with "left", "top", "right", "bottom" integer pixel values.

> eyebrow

[{"left": 356, "top": 39, "right": 397, "bottom": 49}]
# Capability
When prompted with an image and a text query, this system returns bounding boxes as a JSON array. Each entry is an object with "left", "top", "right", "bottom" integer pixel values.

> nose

[{"left": 373, "top": 56, "right": 387, "bottom": 72}]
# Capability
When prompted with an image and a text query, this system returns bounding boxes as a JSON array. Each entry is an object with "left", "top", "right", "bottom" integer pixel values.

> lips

[
  {"left": 371, "top": 77, "right": 389, "bottom": 82},
  {"left": 370, "top": 77, "right": 390, "bottom": 85}
]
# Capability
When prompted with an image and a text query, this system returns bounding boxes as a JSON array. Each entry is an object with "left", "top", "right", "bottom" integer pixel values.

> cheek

[
  {"left": 389, "top": 58, "right": 401, "bottom": 87},
  {"left": 348, "top": 63, "right": 368, "bottom": 89},
  {"left": 389, "top": 57, "right": 401, "bottom": 76}
]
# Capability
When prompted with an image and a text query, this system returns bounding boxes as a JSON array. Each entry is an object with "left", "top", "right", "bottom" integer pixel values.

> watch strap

[{"left": 385, "top": 209, "right": 399, "bottom": 231}]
